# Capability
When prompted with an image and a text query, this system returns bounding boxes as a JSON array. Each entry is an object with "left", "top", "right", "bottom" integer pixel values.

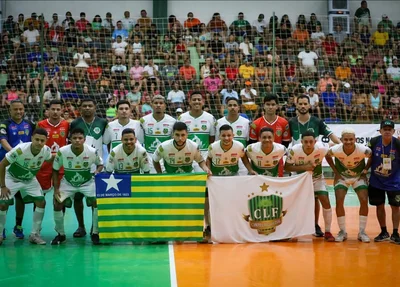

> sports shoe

[
  {"left": 358, "top": 231, "right": 370, "bottom": 243},
  {"left": 73, "top": 227, "right": 87, "bottom": 238},
  {"left": 392, "top": 236, "right": 400, "bottom": 245},
  {"left": 13, "top": 225, "right": 24, "bottom": 239},
  {"left": 2, "top": 228, "right": 5, "bottom": 240},
  {"left": 91, "top": 233, "right": 100, "bottom": 245},
  {"left": 390, "top": 233, "right": 400, "bottom": 242},
  {"left": 314, "top": 224, "right": 324, "bottom": 237},
  {"left": 324, "top": 232, "right": 335, "bottom": 242},
  {"left": 374, "top": 231, "right": 390, "bottom": 242},
  {"left": 50, "top": 234, "right": 66, "bottom": 245},
  {"left": 29, "top": 233, "right": 46, "bottom": 245},
  {"left": 335, "top": 230, "right": 348, "bottom": 242}
]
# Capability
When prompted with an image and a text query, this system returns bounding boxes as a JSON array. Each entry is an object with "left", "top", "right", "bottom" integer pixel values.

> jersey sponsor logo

[
  {"left": 67, "top": 157, "right": 74, "bottom": 160},
  {"left": 193, "top": 127, "right": 200, "bottom": 132},
  {"left": 18, "top": 131, "right": 25, "bottom": 135}
]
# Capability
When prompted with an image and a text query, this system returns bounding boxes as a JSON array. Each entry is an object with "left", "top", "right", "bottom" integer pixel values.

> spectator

[
  {"left": 141, "top": 94, "right": 153, "bottom": 116},
  {"left": 61, "top": 73, "right": 79, "bottom": 101},
  {"left": 113, "top": 83, "right": 129, "bottom": 101},
  {"left": 307, "top": 87, "right": 321, "bottom": 118},
  {"left": 17, "top": 14, "right": 25, "bottom": 36},
  {"left": 76, "top": 12, "right": 89, "bottom": 32},
  {"left": 239, "top": 36, "right": 253, "bottom": 62},
  {"left": 168, "top": 15, "right": 183, "bottom": 33},
  {"left": 48, "top": 25, "right": 64, "bottom": 48},
  {"left": 320, "top": 84, "right": 338, "bottom": 117},
  {"left": 73, "top": 45, "right": 91, "bottom": 83},
  {"left": 298, "top": 43, "right": 318, "bottom": 76},
  {"left": 370, "top": 61, "right": 385, "bottom": 82},
  {"left": 196, "top": 23, "right": 211, "bottom": 58},
  {"left": 276, "top": 22, "right": 292, "bottom": 42},
  {"left": 239, "top": 58, "right": 255, "bottom": 84},
  {"left": 137, "top": 9, "right": 152, "bottom": 32},
  {"left": 87, "top": 60, "right": 102, "bottom": 86},
  {"left": 333, "top": 24, "right": 347, "bottom": 45},
  {"left": 111, "top": 35, "right": 129, "bottom": 64},
  {"left": 364, "top": 47, "right": 384, "bottom": 69},
  {"left": 335, "top": 60, "right": 352, "bottom": 82},
  {"left": 371, "top": 24, "right": 389, "bottom": 47},
  {"left": 64, "top": 22, "right": 79, "bottom": 49},
  {"left": 240, "top": 81, "right": 258, "bottom": 114},
  {"left": 182, "top": 28, "right": 195, "bottom": 47},
  {"left": 106, "top": 96, "right": 117, "bottom": 121},
  {"left": 184, "top": 12, "right": 201, "bottom": 33},
  {"left": 146, "top": 24, "right": 161, "bottom": 56},
  {"left": 175, "top": 37, "right": 187, "bottom": 63},
  {"left": 126, "top": 83, "right": 141, "bottom": 117},
  {"left": 307, "top": 13, "right": 322, "bottom": 34},
  {"left": 24, "top": 12, "right": 40, "bottom": 30},
  {"left": 292, "top": 23, "right": 309, "bottom": 47},
  {"left": 280, "top": 93, "right": 297, "bottom": 119},
  {"left": 378, "top": 14, "right": 394, "bottom": 35},
  {"left": 168, "top": 22, "right": 182, "bottom": 43},
  {"left": 383, "top": 49, "right": 397, "bottom": 68},
  {"left": 348, "top": 48, "right": 363, "bottom": 66},
  {"left": 161, "top": 57, "right": 179, "bottom": 89},
  {"left": 44, "top": 57, "right": 60, "bottom": 89},
  {"left": 324, "top": 108, "right": 342, "bottom": 123},
  {"left": 351, "top": 59, "right": 368, "bottom": 84},
  {"left": 112, "top": 21, "right": 129, "bottom": 41},
  {"left": 225, "top": 60, "right": 240, "bottom": 89},
  {"left": 204, "top": 68, "right": 223, "bottom": 114},
  {"left": 22, "top": 23, "right": 40, "bottom": 45},
  {"left": 255, "top": 61, "right": 270, "bottom": 90},
  {"left": 207, "top": 33, "right": 225, "bottom": 63},
  {"left": 27, "top": 44, "right": 49, "bottom": 67},
  {"left": 167, "top": 81, "right": 186, "bottom": 111},
  {"left": 220, "top": 81, "right": 239, "bottom": 106},
  {"left": 281, "top": 14, "right": 292, "bottom": 30},
  {"left": 387, "top": 59, "right": 400, "bottom": 82},
  {"left": 353, "top": 88, "right": 369, "bottom": 121},
  {"left": 207, "top": 13, "right": 228, "bottom": 37},
  {"left": 129, "top": 59, "right": 144, "bottom": 89},
  {"left": 322, "top": 34, "right": 339, "bottom": 63},
  {"left": 337, "top": 83, "right": 353, "bottom": 121},
  {"left": 283, "top": 60, "right": 298, "bottom": 88},
  {"left": 268, "top": 15, "right": 279, "bottom": 34},
  {"left": 110, "top": 56, "right": 127, "bottom": 85},
  {"left": 354, "top": 0, "right": 371, "bottom": 32},
  {"left": 341, "top": 32, "right": 363, "bottom": 56},
  {"left": 359, "top": 25, "right": 371, "bottom": 47},
  {"left": 2, "top": 85, "right": 20, "bottom": 107},
  {"left": 225, "top": 34, "right": 240, "bottom": 64},
  {"left": 129, "top": 24, "right": 144, "bottom": 41},
  {"left": 42, "top": 86, "right": 61, "bottom": 105},
  {"left": 229, "top": 12, "right": 251, "bottom": 37},
  {"left": 200, "top": 57, "right": 213, "bottom": 83},
  {"left": 179, "top": 59, "right": 197, "bottom": 89},
  {"left": 389, "top": 91, "right": 400, "bottom": 120},
  {"left": 252, "top": 14, "right": 267, "bottom": 37},
  {"left": 61, "top": 11, "right": 75, "bottom": 30},
  {"left": 311, "top": 25, "right": 325, "bottom": 51},
  {"left": 120, "top": 11, "right": 135, "bottom": 31},
  {"left": 254, "top": 38, "right": 269, "bottom": 62},
  {"left": 102, "top": 12, "right": 116, "bottom": 33},
  {"left": 129, "top": 35, "right": 145, "bottom": 66},
  {"left": 368, "top": 86, "right": 384, "bottom": 120},
  {"left": 317, "top": 71, "right": 337, "bottom": 93},
  {"left": 91, "top": 15, "right": 103, "bottom": 32},
  {"left": 3, "top": 15, "right": 18, "bottom": 39},
  {"left": 142, "top": 58, "right": 160, "bottom": 90}
]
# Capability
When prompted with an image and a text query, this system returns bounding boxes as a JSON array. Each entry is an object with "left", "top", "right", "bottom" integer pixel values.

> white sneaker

[
  {"left": 29, "top": 233, "right": 46, "bottom": 245},
  {"left": 335, "top": 230, "right": 348, "bottom": 242},
  {"left": 358, "top": 231, "right": 371, "bottom": 243}
]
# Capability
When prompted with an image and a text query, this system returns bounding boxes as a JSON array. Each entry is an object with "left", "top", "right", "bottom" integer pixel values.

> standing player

[
  {"left": 0, "top": 128, "right": 52, "bottom": 245},
  {"left": 284, "top": 130, "right": 335, "bottom": 242},
  {"left": 246, "top": 127, "right": 286, "bottom": 176},
  {"left": 289, "top": 95, "right": 341, "bottom": 237},
  {"left": 215, "top": 97, "right": 250, "bottom": 175},
  {"left": 208, "top": 124, "right": 256, "bottom": 176},
  {"left": 103, "top": 100, "right": 144, "bottom": 151},
  {"left": 326, "top": 128, "right": 371, "bottom": 242},
  {"left": 51, "top": 128, "right": 104, "bottom": 245},
  {"left": 249, "top": 95, "right": 291, "bottom": 176},
  {"left": 140, "top": 95, "right": 176, "bottom": 173},
  {"left": 178, "top": 92, "right": 216, "bottom": 172},
  {"left": 366, "top": 120, "right": 400, "bottom": 244},
  {"left": 106, "top": 128, "right": 150, "bottom": 174},
  {"left": 37, "top": 100, "right": 69, "bottom": 194},
  {"left": 0, "top": 100, "right": 35, "bottom": 239},
  {"left": 70, "top": 98, "right": 107, "bottom": 238},
  {"left": 153, "top": 122, "right": 211, "bottom": 175}
]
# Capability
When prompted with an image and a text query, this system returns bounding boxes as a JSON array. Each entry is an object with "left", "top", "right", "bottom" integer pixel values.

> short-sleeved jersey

[
  {"left": 38, "top": 119, "right": 69, "bottom": 153},
  {"left": 140, "top": 114, "right": 176, "bottom": 153},
  {"left": 0, "top": 119, "right": 35, "bottom": 160},
  {"left": 70, "top": 117, "right": 107, "bottom": 158},
  {"left": 6, "top": 142, "right": 52, "bottom": 181},
  {"left": 250, "top": 116, "right": 291, "bottom": 143},
  {"left": 153, "top": 139, "right": 203, "bottom": 174},
  {"left": 289, "top": 116, "right": 332, "bottom": 145},
  {"left": 53, "top": 144, "right": 103, "bottom": 187},
  {"left": 328, "top": 143, "right": 371, "bottom": 178},
  {"left": 245, "top": 142, "right": 286, "bottom": 176},
  {"left": 178, "top": 111, "right": 216, "bottom": 152},
  {"left": 215, "top": 116, "right": 250, "bottom": 147},
  {"left": 286, "top": 142, "right": 329, "bottom": 179},
  {"left": 368, "top": 136, "right": 400, "bottom": 191},
  {"left": 106, "top": 143, "right": 149, "bottom": 174},
  {"left": 208, "top": 140, "right": 245, "bottom": 176},
  {"left": 103, "top": 119, "right": 144, "bottom": 150}
]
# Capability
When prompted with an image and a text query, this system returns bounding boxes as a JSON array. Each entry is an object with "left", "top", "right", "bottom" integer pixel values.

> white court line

[{"left": 168, "top": 243, "right": 178, "bottom": 287}]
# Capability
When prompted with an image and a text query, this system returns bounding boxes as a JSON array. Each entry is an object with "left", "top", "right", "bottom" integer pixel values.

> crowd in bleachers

[{"left": 1, "top": 6, "right": 400, "bottom": 122}]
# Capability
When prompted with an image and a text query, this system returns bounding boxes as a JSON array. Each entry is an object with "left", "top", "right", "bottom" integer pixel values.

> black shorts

[{"left": 368, "top": 185, "right": 400, "bottom": 207}]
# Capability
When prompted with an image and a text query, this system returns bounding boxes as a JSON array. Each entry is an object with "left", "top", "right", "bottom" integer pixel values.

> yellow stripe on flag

[
  {"left": 98, "top": 197, "right": 204, "bottom": 204},
  {"left": 131, "top": 186, "right": 205, "bottom": 192},
  {"left": 130, "top": 175, "right": 206, "bottom": 182},
  {"left": 100, "top": 231, "right": 201, "bottom": 239},
  {"left": 98, "top": 209, "right": 204, "bottom": 216},
  {"left": 99, "top": 220, "right": 204, "bottom": 228}
]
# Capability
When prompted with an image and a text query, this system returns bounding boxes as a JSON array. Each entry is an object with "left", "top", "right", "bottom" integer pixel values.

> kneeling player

[
  {"left": 285, "top": 130, "right": 335, "bottom": 242},
  {"left": 326, "top": 128, "right": 371, "bottom": 242},
  {"left": 0, "top": 128, "right": 52, "bottom": 245},
  {"left": 51, "top": 128, "right": 104, "bottom": 245}
]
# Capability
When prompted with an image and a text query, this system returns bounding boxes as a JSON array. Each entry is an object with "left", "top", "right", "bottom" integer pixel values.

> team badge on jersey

[
  {"left": 93, "top": 127, "right": 101, "bottom": 134},
  {"left": 201, "top": 125, "right": 207, "bottom": 131},
  {"left": 163, "top": 128, "right": 168, "bottom": 134},
  {"left": 237, "top": 130, "right": 242, "bottom": 136}
]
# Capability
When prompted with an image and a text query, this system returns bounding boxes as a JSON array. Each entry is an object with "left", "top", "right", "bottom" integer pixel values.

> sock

[
  {"left": 381, "top": 226, "right": 387, "bottom": 233},
  {"left": 31, "top": 207, "right": 45, "bottom": 235},
  {"left": 54, "top": 210, "right": 65, "bottom": 235},
  {"left": 359, "top": 215, "right": 367, "bottom": 233},
  {"left": 16, "top": 217, "right": 22, "bottom": 227},
  {"left": 322, "top": 208, "right": 332, "bottom": 233},
  {"left": 337, "top": 216, "right": 346, "bottom": 232},
  {"left": 394, "top": 228, "right": 399, "bottom": 235},
  {"left": 0, "top": 210, "right": 6, "bottom": 236},
  {"left": 92, "top": 208, "right": 99, "bottom": 234}
]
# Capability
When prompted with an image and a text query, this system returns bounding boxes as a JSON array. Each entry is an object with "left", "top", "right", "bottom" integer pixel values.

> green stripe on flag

[{"left": 99, "top": 237, "right": 203, "bottom": 243}]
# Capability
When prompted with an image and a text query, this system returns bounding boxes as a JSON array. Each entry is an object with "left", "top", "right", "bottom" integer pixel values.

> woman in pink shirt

[
  {"left": 2, "top": 85, "right": 19, "bottom": 107},
  {"left": 203, "top": 68, "right": 223, "bottom": 114},
  {"left": 113, "top": 83, "right": 129, "bottom": 101},
  {"left": 129, "top": 59, "right": 144, "bottom": 89},
  {"left": 317, "top": 71, "right": 337, "bottom": 93}
]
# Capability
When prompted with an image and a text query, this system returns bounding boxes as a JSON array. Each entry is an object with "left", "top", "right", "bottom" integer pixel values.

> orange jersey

[
  {"left": 250, "top": 116, "right": 291, "bottom": 143},
  {"left": 38, "top": 119, "right": 69, "bottom": 153}
]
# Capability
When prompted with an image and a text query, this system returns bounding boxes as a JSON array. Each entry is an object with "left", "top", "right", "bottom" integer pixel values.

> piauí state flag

[{"left": 95, "top": 173, "right": 207, "bottom": 243}]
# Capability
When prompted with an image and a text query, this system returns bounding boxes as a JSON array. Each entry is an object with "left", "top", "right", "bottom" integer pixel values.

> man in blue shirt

[
  {"left": 367, "top": 120, "right": 400, "bottom": 244},
  {"left": 112, "top": 21, "right": 129, "bottom": 41},
  {"left": 0, "top": 100, "right": 35, "bottom": 239}
]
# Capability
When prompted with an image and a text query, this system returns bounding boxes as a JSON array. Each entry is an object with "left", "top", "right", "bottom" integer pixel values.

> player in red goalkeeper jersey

[
  {"left": 249, "top": 95, "right": 291, "bottom": 176},
  {"left": 37, "top": 100, "right": 69, "bottom": 192}
]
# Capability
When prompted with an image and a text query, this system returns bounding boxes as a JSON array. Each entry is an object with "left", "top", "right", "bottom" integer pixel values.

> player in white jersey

[
  {"left": 215, "top": 97, "right": 250, "bottom": 175},
  {"left": 285, "top": 130, "right": 335, "bottom": 242},
  {"left": 103, "top": 100, "right": 144, "bottom": 151},
  {"left": 153, "top": 122, "right": 211, "bottom": 175},
  {"left": 140, "top": 95, "right": 176, "bottom": 173},
  {"left": 178, "top": 92, "right": 216, "bottom": 172},
  {"left": 0, "top": 129, "right": 52, "bottom": 245},
  {"left": 325, "top": 128, "right": 372, "bottom": 243},
  {"left": 106, "top": 128, "right": 150, "bottom": 174},
  {"left": 51, "top": 128, "right": 104, "bottom": 245},
  {"left": 246, "top": 127, "right": 286, "bottom": 176}
]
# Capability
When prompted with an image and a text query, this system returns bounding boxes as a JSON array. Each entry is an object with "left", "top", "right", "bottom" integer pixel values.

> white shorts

[
  {"left": 2, "top": 173, "right": 44, "bottom": 204},
  {"left": 334, "top": 177, "right": 367, "bottom": 192},
  {"left": 58, "top": 179, "right": 95, "bottom": 204},
  {"left": 313, "top": 177, "right": 328, "bottom": 196}
]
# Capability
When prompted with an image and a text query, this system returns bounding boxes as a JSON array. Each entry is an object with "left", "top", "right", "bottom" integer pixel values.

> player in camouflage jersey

[
  {"left": 51, "top": 128, "right": 104, "bottom": 245},
  {"left": 0, "top": 128, "right": 52, "bottom": 245},
  {"left": 285, "top": 130, "right": 335, "bottom": 242},
  {"left": 289, "top": 95, "right": 341, "bottom": 237},
  {"left": 140, "top": 95, "right": 176, "bottom": 173},
  {"left": 70, "top": 98, "right": 107, "bottom": 238},
  {"left": 153, "top": 122, "right": 211, "bottom": 175},
  {"left": 246, "top": 127, "right": 286, "bottom": 176},
  {"left": 178, "top": 92, "right": 216, "bottom": 172},
  {"left": 326, "top": 128, "right": 371, "bottom": 242}
]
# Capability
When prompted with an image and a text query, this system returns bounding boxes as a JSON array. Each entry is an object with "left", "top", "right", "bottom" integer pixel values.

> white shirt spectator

[
  {"left": 144, "top": 65, "right": 159, "bottom": 79},
  {"left": 43, "top": 90, "right": 61, "bottom": 102},
  {"left": 220, "top": 89, "right": 239, "bottom": 104},
  {"left": 252, "top": 19, "right": 268, "bottom": 33},
  {"left": 132, "top": 42, "right": 143, "bottom": 54},
  {"left": 240, "top": 88, "right": 257, "bottom": 104},
  {"left": 383, "top": 56, "right": 398, "bottom": 68},
  {"left": 73, "top": 52, "right": 91, "bottom": 68},
  {"left": 120, "top": 17, "right": 135, "bottom": 31},
  {"left": 111, "top": 64, "right": 127, "bottom": 73},
  {"left": 239, "top": 42, "right": 253, "bottom": 56},
  {"left": 298, "top": 51, "right": 318, "bottom": 67},
  {"left": 167, "top": 90, "right": 186, "bottom": 103},
  {"left": 308, "top": 93, "right": 319, "bottom": 106},
  {"left": 112, "top": 41, "right": 128, "bottom": 54},
  {"left": 102, "top": 19, "right": 116, "bottom": 30},
  {"left": 387, "top": 66, "right": 400, "bottom": 81},
  {"left": 23, "top": 29, "right": 39, "bottom": 44}
]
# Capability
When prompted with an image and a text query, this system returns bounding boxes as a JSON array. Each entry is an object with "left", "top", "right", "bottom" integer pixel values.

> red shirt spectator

[
  {"left": 322, "top": 39, "right": 339, "bottom": 55},
  {"left": 87, "top": 63, "right": 102, "bottom": 81},
  {"left": 76, "top": 13, "right": 89, "bottom": 32},
  {"left": 225, "top": 65, "right": 239, "bottom": 81},
  {"left": 179, "top": 62, "right": 197, "bottom": 81}
]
